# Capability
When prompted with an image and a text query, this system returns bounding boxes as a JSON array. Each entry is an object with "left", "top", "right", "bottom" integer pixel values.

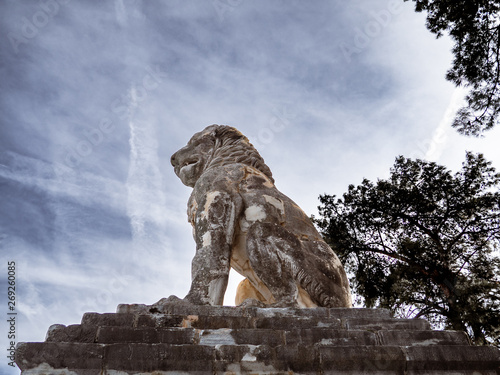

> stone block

[
  {"left": 328, "top": 307, "right": 392, "bottom": 320},
  {"left": 16, "top": 342, "right": 104, "bottom": 371},
  {"left": 196, "top": 328, "right": 285, "bottom": 347},
  {"left": 81, "top": 313, "right": 135, "bottom": 328},
  {"left": 96, "top": 326, "right": 198, "bottom": 345},
  {"left": 214, "top": 344, "right": 274, "bottom": 363},
  {"left": 116, "top": 303, "right": 149, "bottom": 314},
  {"left": 160, "top": 328, "right": 197, "bottom": 344},
  {"left": 135, "top": 314, "right": 157, "bottom": 327},
  {"left": 214, "top": 344, "right": 278, "bottom": 373},
  {"left": 286, "top": 328, "right": 378, "bottom": 346},
  {"left": 152, "top": 314, "right": 185, "bottom": 328},
  {"left": 345, "top": 317, "right": 430, "bottom": 331},
  {"left": 96, "top": 326, "right": 159, "bottom": 343},
  {"left": 198, "top": 328, "right": 237, "bottom": 346},
  {"left": 156, "top": 344, "right": 215, "bottom": 371},
  {"left": 163, "top": 304, "right": 247, "bottom": 318},
  {"left": 378, "top": 329, "right": 470, "bottom": 346},
  {"left": 16, "top": 363, "right": 102, "bottom": 375},
  {"left": 230, "top": 328, "right": 285, "bottom": 347},
  {"left": 275, "top": 344, "right": 320, "bottom": 373},
  {"left": 406, "top": 371, "right": 498, "bottom": 375},
  {"left": 190, "top": 314, "right": 255, "bottom": 329},
  {"left": 256, "top": 316, "right": 342, "bottom": 330},
  {"left": 118, "top": 301, "right": 251, "bottom": 318},
  {"left": 104, "top": 343, "right": 159, "bottom": 371},
  {"left": 251, "top": 306, "right": 331, "bottom": 319},
  {"left": 404, "top": 345, "right": 500, "bottom": 371},
  {"left": 318, "top": 345, "right": 406, "bottom": 373},
  {"left": 104, "top": 344, "right": 214, "bottom": 372},
  {"left": 45, "top": 324, "right": 97, "bottom": 343}
]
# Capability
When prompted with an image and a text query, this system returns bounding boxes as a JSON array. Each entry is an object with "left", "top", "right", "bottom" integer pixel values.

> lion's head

[{"left": 171, "top": 124, "right": 274, "bottom": 187}]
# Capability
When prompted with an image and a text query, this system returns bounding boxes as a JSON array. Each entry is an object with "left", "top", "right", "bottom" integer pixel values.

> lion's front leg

[{"left": 185, "top": 190, "right": 242, "bottom": 305}]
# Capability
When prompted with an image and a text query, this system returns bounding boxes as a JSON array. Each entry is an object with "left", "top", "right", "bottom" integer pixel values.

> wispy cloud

[
  {"left": 114, "top": 0, "right": 128, "bottom": 27},
  {"left": 424, "top": 87, "right": 467, "bottom": 161},
  {"left": 126, "top": 86, "right": 170, "bottom": 250}
]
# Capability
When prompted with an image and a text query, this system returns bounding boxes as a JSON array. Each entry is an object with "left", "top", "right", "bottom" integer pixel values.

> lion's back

[{"left": 237, "top": 166, "right": 323, "bottom": 242}]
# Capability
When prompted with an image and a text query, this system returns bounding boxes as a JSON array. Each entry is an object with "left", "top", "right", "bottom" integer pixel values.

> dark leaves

[
  {"left": 316, "top": 153, "right": 500, "bottom": 346},
  {"left": 405, "top": 0, "right": 500, "bottom": 135}
]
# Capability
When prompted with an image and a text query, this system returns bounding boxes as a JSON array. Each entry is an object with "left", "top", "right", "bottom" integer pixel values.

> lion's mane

[{"left": 205, "top": 125, "right": 274, "bottom": 184}]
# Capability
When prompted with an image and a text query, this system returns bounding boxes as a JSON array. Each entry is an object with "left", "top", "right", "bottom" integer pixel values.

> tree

[
  {"left": 315, "top": 152, "right": 500, "bottom": 346},
  {"left": 405, "top": 0, "right": 500, "bottom": 136}
]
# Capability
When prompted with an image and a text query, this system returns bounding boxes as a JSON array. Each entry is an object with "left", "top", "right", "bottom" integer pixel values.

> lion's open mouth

[{"left": 179, "top": 159, "right": 198, "bottom": 174}]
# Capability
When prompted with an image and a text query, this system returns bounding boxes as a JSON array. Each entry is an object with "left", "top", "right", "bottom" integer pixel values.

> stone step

[
  {"left": 16, "top": 341, "right": 500, "bottom": 374},
  {"left": 45, "top": 312, "right": 434, "bottom": 345},
  {"left": 48, "top": 324, "right": 469, "bottom": 348},
  {"left": 287, "top": 328, "right": 469, "bottom": 347},
  {"left": 78, "top": 311, "right": 429, "bottom": 331},
  {"left": 117, "top": 303, "right": 393, "bottom": 320},
  {"left": 17, "top": 304, "right": 500, "bottom": 374}
]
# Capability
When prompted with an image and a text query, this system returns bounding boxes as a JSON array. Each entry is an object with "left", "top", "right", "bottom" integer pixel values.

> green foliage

[
  {"left": 316, "top": 152, "right": 500, "bottom": 346},
  {"left": 405, "top": 0, "right": 500, "bottom": 135}
]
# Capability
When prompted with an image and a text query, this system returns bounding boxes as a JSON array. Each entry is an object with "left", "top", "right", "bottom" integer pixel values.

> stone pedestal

[{"left": 16, "top": 302, "right": 500, "bottom": 374}]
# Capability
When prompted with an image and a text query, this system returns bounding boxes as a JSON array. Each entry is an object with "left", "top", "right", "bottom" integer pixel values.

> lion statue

[{"left": 170, "top": 124, "right": 352, "bottom": 308}]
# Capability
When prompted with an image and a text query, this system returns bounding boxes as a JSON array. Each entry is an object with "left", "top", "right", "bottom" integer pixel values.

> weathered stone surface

[
  {"left": 274, "top": 344, "right": 320, "bottom": 373},
  {"left": 256, "top": 315, "right": 342, "bottom": 330},
  {"left": 404, "top": 345, "right": 500, "bottom": 371},
  {"left": 118, "top": 300, "right": 393, "bottom": 320},
  {"left": 45, "top": 324, "right": 97, "bottom": 343},
  {"left": 198, "top": 328, "right": 285, "bottom": 347},
  {"left": 135, "top": 313, "right": 159, "bottom": 327},
  {"left": 170, "top": 125, "right": 352, "bottom": 308},
  {"left": 345, "top": 317, "right": 431, "bottom": 331},
  {"left": 285, "top": 328, "right": 378, "bottom": 346},
  {"left": 96, "top": 326, "right": 197, "bottom": 345},
  {"left": 230, "top": 329, "right": 285, "bottom": 347},
  {"left": 16, "top": 342, "right": 104, "bottom": 370},
  {"left": 17, "top": 363, "right": 101, "bottom": 375},
  {"left": 318, "top": 345, "right": 407, "bottom": 373},
  {"left": 214, "top": 344, "right": 276, "bottom": 372},
  {"left": 16, "top": 304, "right": 500, "bottom": 374},
  {"left": 81, "top": 312, "right": 135, "bottom": 327},
  {"left": 378, "top": 329, "right": 470, "bottom": 346},
  {"left": 327, "top": 307, "right": 392, "bottom": 319},
  {"left": 104, "top": 343, "right": 215, "bottom": 372}
]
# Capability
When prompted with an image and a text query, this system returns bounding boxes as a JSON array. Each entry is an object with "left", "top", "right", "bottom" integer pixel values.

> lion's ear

[
  {"left": 208, "top": 124, "right": 221, "bottom": 134},
  {"left": 211, "top": 125, "right": 226, "bottom": 139}
]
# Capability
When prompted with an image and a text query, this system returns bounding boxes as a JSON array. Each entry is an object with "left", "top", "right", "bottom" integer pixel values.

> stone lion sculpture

[{"left": 170, "top": 124, "right": 352, "bottom": 308}]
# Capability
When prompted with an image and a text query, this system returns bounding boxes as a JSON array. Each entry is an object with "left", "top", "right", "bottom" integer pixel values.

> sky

[{"left": 1, "top": 1, "right": 500, "bottom": 372}]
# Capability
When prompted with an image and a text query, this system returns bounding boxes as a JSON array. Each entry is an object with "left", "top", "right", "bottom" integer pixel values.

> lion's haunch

[{"left": 171, "top": 124, "right": 352, "bottom": 308}]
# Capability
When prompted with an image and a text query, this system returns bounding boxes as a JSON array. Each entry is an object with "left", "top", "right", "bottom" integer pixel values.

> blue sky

[{"left": 1, "top": 1, "right": 499, "bottom": 371}]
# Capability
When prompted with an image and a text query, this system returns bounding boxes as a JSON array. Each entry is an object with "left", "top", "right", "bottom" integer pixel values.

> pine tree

[
  {"left": 406, "top": 0, "right": 500, "bottom": 135},
  {"left": 316, "top": 152, "right": 500, "bottom": 346}
]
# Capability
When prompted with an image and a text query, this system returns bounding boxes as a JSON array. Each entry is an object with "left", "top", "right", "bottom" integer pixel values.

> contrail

[
  {"left": 114, "top": 0, "right": 127, "bottom": 27},
  {"left": 125, "top": 86, "right": 168, "bottom": 244},
  {"left": 424, "top": 87, "right": 467, "bottom": 161}
]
